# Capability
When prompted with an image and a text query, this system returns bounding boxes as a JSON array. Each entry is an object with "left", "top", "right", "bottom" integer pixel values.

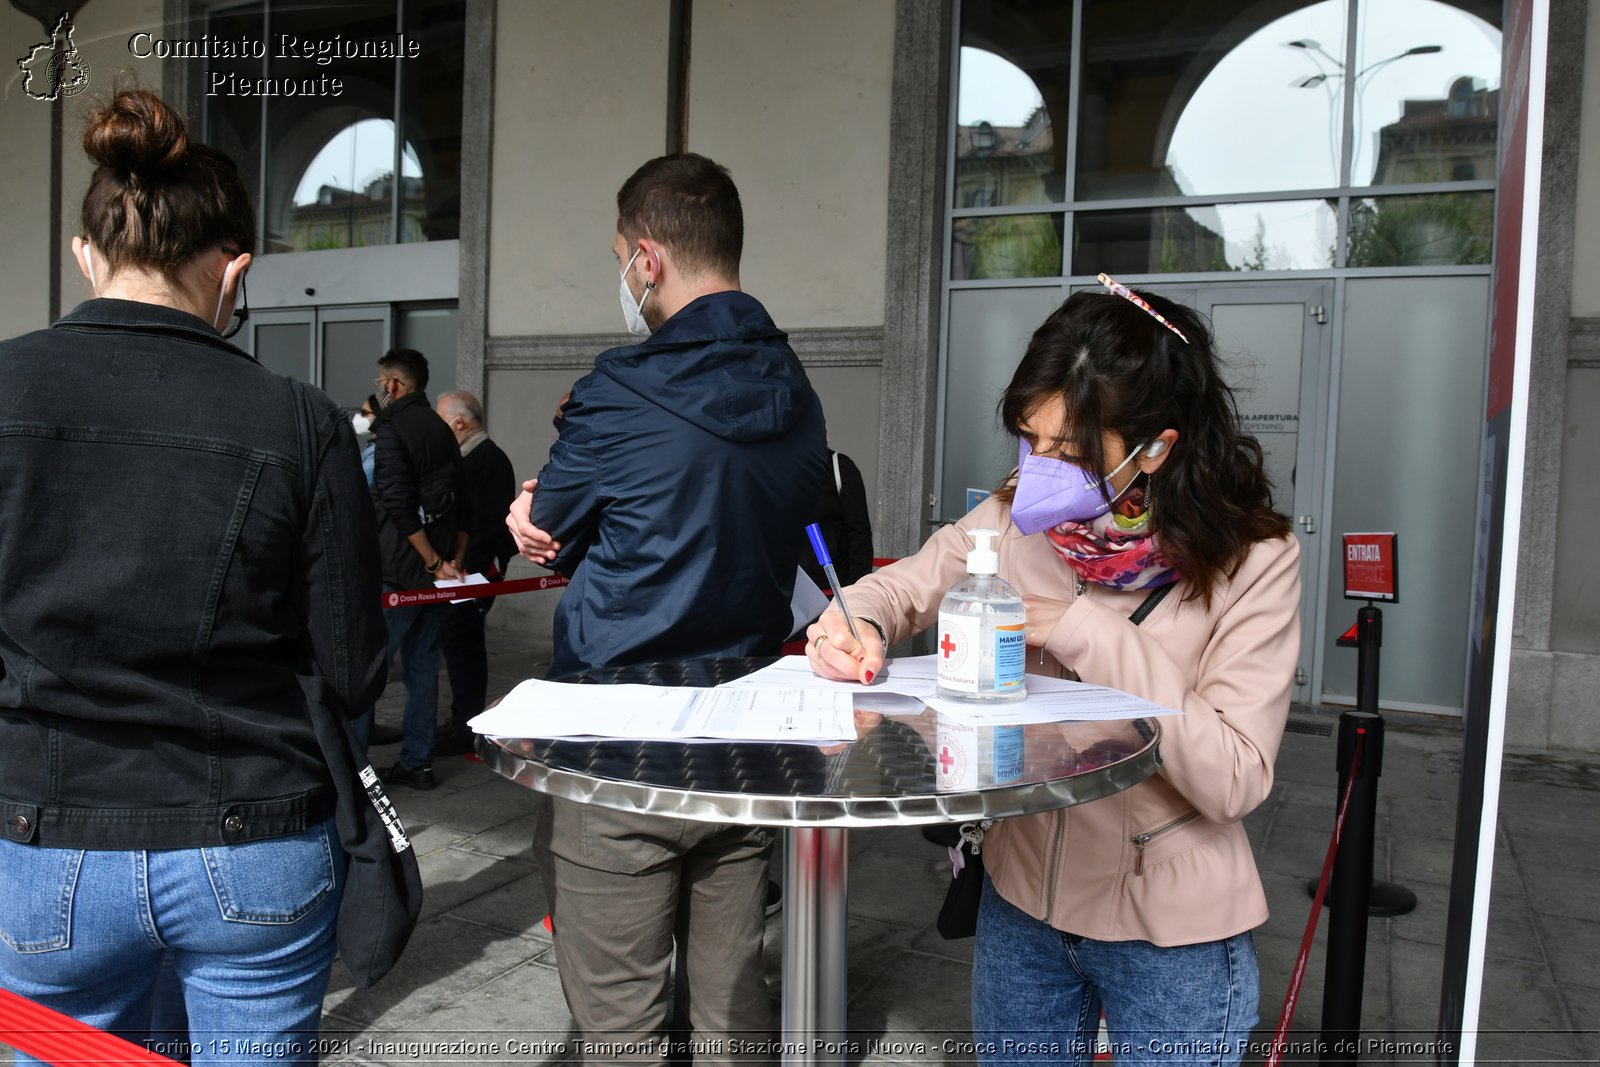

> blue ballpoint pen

[{"left": 804, "top": 523, "right": 865, "bottom": 649}]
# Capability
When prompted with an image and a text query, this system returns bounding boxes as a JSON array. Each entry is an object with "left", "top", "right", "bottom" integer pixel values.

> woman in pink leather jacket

[{"left": 807, "top": 281, "right": 1300, "bottom": 1065}]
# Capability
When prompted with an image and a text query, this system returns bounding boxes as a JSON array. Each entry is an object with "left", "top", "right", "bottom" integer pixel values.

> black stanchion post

[
  {"left": 1355, "top": 606, "right": 1381, "bottom": 713},
  {"left": 1320, "top": 711, "right": 1383, "bottom": 1065},
  {"left": 1316, "top": 606, "right": 1418, "bottom": 918}
]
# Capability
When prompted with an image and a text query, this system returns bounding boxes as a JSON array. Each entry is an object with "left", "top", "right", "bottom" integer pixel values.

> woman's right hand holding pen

[{"left": 805, "top": 608, "right": 884, "bottom": 685}]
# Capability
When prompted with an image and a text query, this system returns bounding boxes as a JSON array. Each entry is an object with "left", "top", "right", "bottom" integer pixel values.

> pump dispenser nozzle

[{"left": 967, "top": 528, "right": 1001, "bottom": 576}]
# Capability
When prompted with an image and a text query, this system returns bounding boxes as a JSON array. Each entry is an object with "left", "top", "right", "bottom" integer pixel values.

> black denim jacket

[{"left": 0, "top": 300, "right": 387, "bottom": 849}]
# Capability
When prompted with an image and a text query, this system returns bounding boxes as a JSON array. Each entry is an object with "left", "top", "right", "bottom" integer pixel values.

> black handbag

[
  {"left": 288, "top": 378, "right": 423, "bottom": 988},
  {"left": 936, "top": 821, "right": 991, "bottom": 939},
  {"left": 304, "top": 680, "right": 424, "bottom": 989},
  {"left": 933, "top": 580, "right": 1176, "bottom": 940}
]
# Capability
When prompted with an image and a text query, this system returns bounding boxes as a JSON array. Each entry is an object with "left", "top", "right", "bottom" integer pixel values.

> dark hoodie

[{"left": 532, "top": 290, "right": 828, "bottom": 679}]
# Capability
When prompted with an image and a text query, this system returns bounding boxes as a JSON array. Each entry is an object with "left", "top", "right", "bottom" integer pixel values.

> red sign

[{"left": 1343, "top": 532, "right": 1398, "bottom": 603}]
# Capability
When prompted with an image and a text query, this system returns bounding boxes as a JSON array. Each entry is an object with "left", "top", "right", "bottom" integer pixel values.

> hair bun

[{"left": 82, "top": 88, "right": 188, "bottom": 176}]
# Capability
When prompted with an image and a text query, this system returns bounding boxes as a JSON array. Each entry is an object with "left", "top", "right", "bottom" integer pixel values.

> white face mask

[
  {"left": 618, "top": 249, "right": 653, "bottom": 336},
  {"left": 352, "top": 413, "right": 373, "bottom": 437},
  {"left": 84, "top": 244, "right": 97, "bottom": 290}
]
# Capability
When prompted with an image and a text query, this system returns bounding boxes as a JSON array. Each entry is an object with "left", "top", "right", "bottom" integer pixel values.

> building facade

[{"left": 3, "top": 0, "right": 1596, "bottom": 749}]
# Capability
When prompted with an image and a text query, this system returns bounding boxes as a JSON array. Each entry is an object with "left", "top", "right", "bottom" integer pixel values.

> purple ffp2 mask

[{"left": 1010, "top": 438, "right": 1145, "bottom": 536}]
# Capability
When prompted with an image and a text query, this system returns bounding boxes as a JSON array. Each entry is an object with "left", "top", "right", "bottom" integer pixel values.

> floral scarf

[{"left": 1042, "top": 479, "right": 1181, "bottom": 592}]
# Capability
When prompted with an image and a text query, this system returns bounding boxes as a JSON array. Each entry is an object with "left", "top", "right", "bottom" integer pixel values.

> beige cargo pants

[{"left": 532, "top": 795, "right": 776, "bottom": 1066}]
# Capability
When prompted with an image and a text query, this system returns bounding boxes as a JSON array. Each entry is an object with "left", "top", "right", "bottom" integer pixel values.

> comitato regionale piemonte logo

[{"left": 16, "top": 11, "right": 91, "bottom": 101}]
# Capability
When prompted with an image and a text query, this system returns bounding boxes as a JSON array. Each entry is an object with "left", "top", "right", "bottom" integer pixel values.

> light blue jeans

[
  {"left": 0, "top": 819, "right": 344, "bottom": 1066},
  {"left": 972, "top": 875, "right": 1259, "bottom": 1066}
]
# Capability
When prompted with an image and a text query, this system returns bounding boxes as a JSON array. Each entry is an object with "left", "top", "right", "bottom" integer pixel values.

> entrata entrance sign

[{"left": 1342, "top": 532, "right": 1398, "bottom": 603}]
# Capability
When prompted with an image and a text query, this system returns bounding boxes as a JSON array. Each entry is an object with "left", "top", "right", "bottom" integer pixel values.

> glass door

[
  {"left": 1175, "top": 281, "right": 1334, "bottom": 706},
  {"left": 240, "top": 306, "right": 392, "bottom": 410},
  {"left": 246, "top": 311, "right": 314, "bottom": 382},
  {"left": 318, "top": 307, "right": 392, "bottom": 410}
]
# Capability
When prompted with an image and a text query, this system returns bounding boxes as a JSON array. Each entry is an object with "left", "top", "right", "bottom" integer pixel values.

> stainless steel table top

[{"left": 477, "top": 709, "right": 1162, "bottom": 828}]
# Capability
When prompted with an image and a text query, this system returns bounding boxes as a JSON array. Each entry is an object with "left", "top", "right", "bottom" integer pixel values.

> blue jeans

[
  {"left": 384, "top": 588, "right": 447, "bottom": 769},
  {"left": 0, "top": 819, "right": 344, "bottom": 1066},
  {"left": 972, "top": 875, "right": 1259, "bottom": 1067}
]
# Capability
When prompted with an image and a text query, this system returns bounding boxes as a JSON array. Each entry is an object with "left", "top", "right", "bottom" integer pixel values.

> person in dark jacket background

[
  {"left": 799, "top": 447, "right": 875, "bottom": 590},
  {"left": 506, "top": 153, "right": 827, "bottom": 1064},
  {"left": 371, "top": 348, "right": 470, "bottom": 791},
  {"left": 0, "top": 88, "right": 385, "bottom": 1060},
  {"left": 432, "top": 389, "right": 516, "bottom": 756}
]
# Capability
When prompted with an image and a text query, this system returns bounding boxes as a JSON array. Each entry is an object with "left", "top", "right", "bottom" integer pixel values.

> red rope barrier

[
  {"left": 1265, "top": 728, "right": 1367, "bottom": 1067},
  {"left": 382, "top": 556, "right": 909, "bottom": 610},
  {"left": 0, "top": 989, "right": 184, "bottom": 1065},
  {"left": 381, "top": 572, "right": 569, "bottom": 608},
  {"left": 386, "top": 559, "right": 907, "bottom": 610}
]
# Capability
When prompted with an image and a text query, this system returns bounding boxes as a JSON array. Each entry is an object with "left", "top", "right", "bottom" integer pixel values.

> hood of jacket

[{"left": 593, "top": 290, "right": 810, "bottom": 443}]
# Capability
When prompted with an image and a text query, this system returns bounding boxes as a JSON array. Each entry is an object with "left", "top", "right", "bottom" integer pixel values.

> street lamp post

[
  {"left": 1287, "top": 40, "right": 1444, "bottom": 89},
  {"left": 1283, "top": 40, "right": 1444, "bottom": 184}
]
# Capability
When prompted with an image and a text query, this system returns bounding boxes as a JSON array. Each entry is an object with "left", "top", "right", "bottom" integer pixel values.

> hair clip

[{"left": 1097, "top": 272, "right": 1189, "bottom": 345}]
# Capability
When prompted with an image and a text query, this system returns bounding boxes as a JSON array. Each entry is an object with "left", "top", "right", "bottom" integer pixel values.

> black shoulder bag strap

[
  {"left": 1128, "top": 580, "right": 1177, "bottom": 627},
  {"left": 288, "top": 379, "right": 424, "bottom": 989}
]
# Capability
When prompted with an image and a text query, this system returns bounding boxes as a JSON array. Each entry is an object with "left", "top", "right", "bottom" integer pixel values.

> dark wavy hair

[{"left": 997, "top": 288, "right": 1291, "bottom": 607}]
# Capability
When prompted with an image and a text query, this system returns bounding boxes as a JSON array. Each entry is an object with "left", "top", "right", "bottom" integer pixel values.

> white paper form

[
  {"left": 721, "top": 655, "right": 1178, "bottom": 723},
  {"left": 467, "top": 678, "right": 857, "bottom": 743},
  {"left": 718, "top": 656, "right": 934, "bottom": 714},
  {"left": 434, "top": 571, "right": 490, "bottom": 603}
]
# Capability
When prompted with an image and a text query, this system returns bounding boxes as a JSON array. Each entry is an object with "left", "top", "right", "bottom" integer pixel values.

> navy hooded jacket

[{"left": 532, "top": 290, "right": 828, "bottom": 679}]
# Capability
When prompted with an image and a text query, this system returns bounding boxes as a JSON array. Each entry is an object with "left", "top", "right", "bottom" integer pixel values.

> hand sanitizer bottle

[{"left": 936, "top": 529, "right": 1027, "bottom": 704}]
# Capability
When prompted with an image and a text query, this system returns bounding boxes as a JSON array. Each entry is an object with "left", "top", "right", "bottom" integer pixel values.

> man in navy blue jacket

[{"left": 508, "top": 154, "right": 827, "bottom": 1062}]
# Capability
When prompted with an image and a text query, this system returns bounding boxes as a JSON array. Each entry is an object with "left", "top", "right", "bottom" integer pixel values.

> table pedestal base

[{"left": 781, "top": 826, "right": 849, "bottom": 1066}]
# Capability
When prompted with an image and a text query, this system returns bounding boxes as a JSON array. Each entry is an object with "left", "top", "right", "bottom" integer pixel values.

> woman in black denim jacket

[{"left": 0, "top": 89, "right": 386, "bottom": 1062}]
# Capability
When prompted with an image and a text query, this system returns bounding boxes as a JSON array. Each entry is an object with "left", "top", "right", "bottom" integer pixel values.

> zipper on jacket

[
  {"left": 1042, "top": 809, "right": 1068, "bottom": 924},
  {"left": 1130, "top": 809, "right": 1201, "bottom": 876}
]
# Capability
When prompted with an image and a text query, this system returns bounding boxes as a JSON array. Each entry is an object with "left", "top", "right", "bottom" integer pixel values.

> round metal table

[{"left": 476, "top": 658, "right": 1162, "bottom": 1065}]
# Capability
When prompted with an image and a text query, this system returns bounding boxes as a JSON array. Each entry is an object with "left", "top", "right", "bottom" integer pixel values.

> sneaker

[
  {"left": 377, "top": 762, "right": 437, "bottom": 791},
  {"left": 765, "top": 880, "right": 782, "bottom": 918}
]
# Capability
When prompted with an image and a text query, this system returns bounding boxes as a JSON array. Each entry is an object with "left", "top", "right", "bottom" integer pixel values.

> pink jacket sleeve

[
  {"left": 846, "top": 500, "right": 1300, "bottom": 828},
  {"left": 1046, "top": 535, "right": 1301, "bottom": 824}
]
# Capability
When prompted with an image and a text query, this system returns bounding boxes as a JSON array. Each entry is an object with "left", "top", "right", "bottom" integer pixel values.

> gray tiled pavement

[{"left": 4, "top": 634, "right": 1594, "bottom": 1065}]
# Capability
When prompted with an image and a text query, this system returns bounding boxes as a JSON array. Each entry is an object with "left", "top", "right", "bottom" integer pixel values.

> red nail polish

[{"left": 864, "top": 670, "right": 875, "bottom": 684}]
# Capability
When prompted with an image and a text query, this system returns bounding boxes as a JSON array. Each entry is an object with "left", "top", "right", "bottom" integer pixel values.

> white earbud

[{"left": 1146, "top": 440, "right": 1167, "bottom": 458}]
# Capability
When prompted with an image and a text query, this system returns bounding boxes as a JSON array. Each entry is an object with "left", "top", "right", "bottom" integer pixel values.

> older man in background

[{"left": 433, "top": 390, "right": 516, "bottom": 756}]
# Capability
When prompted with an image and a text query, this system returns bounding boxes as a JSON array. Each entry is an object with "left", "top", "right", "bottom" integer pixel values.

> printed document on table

[
  {"left": 721, "top": 655, "right": 1178, "bottom": 723},
  {"left": 467, "top": 678, "right": 857, "bottom": 742}
]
